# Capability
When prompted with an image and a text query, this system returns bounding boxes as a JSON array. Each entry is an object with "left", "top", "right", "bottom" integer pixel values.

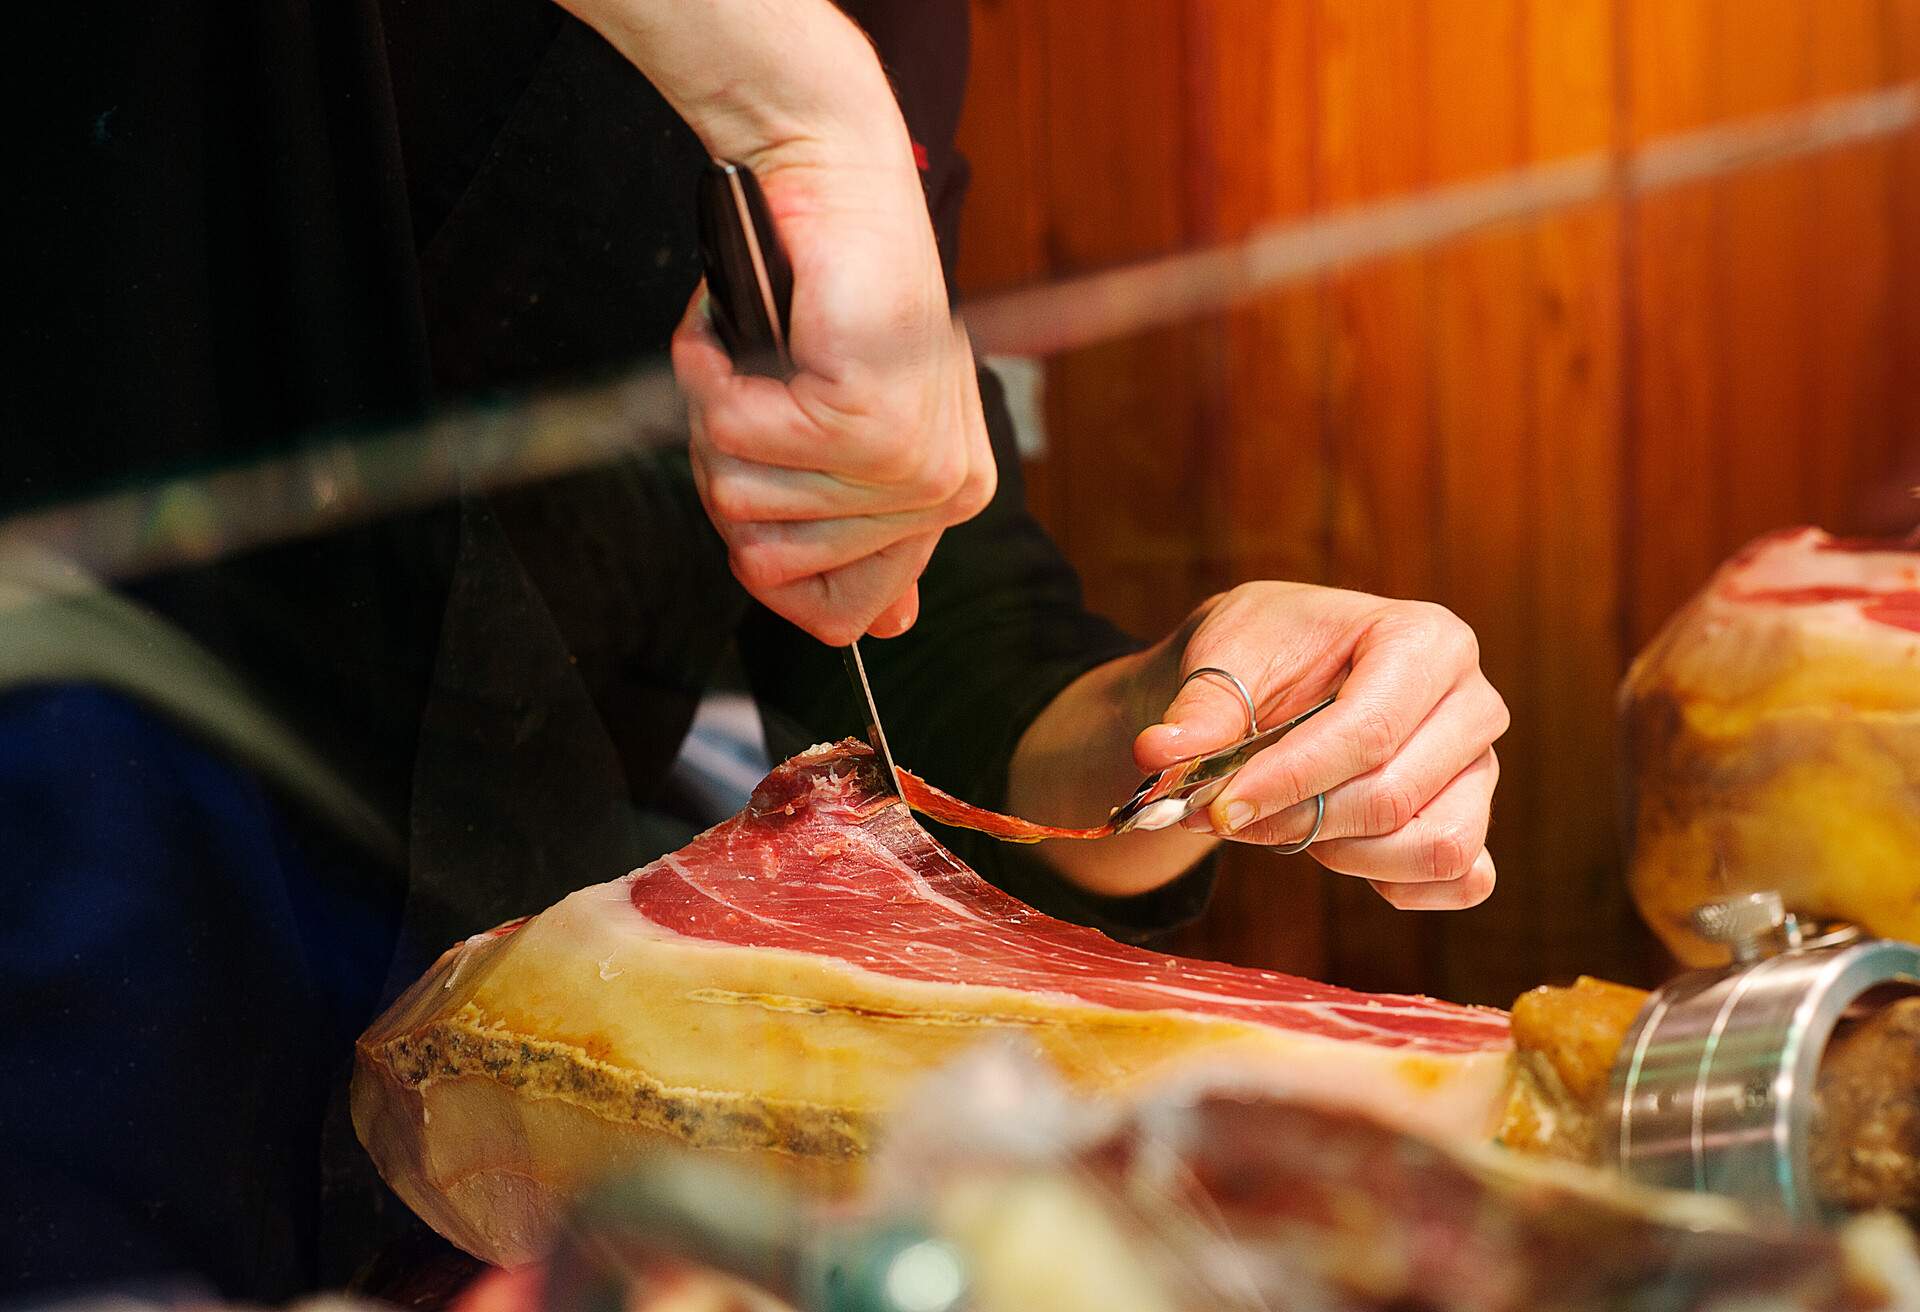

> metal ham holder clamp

[{"left": 1604, "top": 890, "right": 1920, "bottom": 1222}]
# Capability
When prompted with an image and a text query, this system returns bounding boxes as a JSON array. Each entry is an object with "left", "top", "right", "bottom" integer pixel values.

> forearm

[
  {"left": 556, "top": 0, "right": 910, "bottom": 168},
  {"left": 1005, "top": 648, "right": 1219, "bottom": 898}
]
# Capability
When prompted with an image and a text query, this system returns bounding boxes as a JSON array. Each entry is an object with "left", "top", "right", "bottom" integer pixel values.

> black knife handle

[{"left": 696, "top": 160, "right": 795, "bottom": 378}]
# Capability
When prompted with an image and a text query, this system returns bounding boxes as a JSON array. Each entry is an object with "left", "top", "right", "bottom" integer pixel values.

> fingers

[
  {"left": 676, "top": 289, "right": 989, "bottom": 490},
  {"left": 1304, "top": 748, "right": 1498, "bottom": 882},
  {"left": 1369, "top": 847, "right": 1497, "bottom": 911},
  {"left": 1213, "top": 749, "right": 1499, "bottom": 910},
  {"left": 1211, "top": 682, "right": 1506, "bottom": 842},
  {"left": 755, "top": 531, "right": 939, "bottom": 646},
  {"left": 674, "top": 293, "right": 859, "bottom": 476},
  {"left": 675, "top": 279, "right": 993, "bottom": 648},
  {"left": 1209, "top": 604, "right": 1489, "bottom": 832},
  {"left": 722, "top": 511, "right": 939, "bottom": 593},
  {"left": 699, "top": 448, "right": 980, "bottom": 524}
]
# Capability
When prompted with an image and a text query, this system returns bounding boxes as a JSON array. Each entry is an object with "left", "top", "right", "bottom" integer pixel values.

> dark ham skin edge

[
  {"left": 1725, "top": 525, "right": 1920, "bottom": 568},
  {"left": 624, "top": 740, "right": 1510, "bottom": 1053},
  {"left": 1817, "top": 532, "right": 1920, "bottom": 553},
  {"left": 1717, "top": 528, "right": 1920, "bottom": 635},
  {"left": 1870, "top": 593, "right": 1920, "bottom": 633},
  {"left": 1728, "top": 586, "right": 1920, "bottom": 635}
]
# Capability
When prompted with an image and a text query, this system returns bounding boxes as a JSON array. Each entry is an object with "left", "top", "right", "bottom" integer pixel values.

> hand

[
  {"left": 672, "top": 149, "right": 996, "bottom": 646},
  {"left": 1133, "top": 583, "right": 1510, "bottom": 910},
  {"left": 558, "top": 0, "right": 998, "bottom": 645}
]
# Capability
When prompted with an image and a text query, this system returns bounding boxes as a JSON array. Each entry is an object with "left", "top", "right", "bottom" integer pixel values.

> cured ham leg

[
  {"left": 354, "top": 741, "right": 1510, "bottom": 1266},
  {"left": 1621, "top": 527, "right": 1920, "bottom": 963}
]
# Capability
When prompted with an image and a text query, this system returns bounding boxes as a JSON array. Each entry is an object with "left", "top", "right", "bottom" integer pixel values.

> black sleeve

[{"left": 739, "top": 368, "right": 1217, "bottom": 942}]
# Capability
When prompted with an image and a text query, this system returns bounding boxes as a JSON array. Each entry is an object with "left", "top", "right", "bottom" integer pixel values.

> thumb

[{"left": 1134, "top": 666, "right": 1257, "bottom": 772}]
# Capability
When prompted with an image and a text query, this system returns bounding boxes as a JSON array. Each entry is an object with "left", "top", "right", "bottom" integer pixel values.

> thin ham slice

[
  {"left": 895, "top": 768, "right": 1112, "bottom": 841},
  {"left": 354, "top": 740, "right": 1511, "bottom": 1266},
  {"left": 1622, "top": 526, "right": 1920, "bottom": 963}
]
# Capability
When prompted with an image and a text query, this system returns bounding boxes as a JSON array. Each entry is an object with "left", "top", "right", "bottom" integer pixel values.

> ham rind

[
  {"left": 354, "top": 741, "right": 1510, "bottom": 1266},
  {"left": 1622, "top": 526, "right": 1920, "bottom": 963}
]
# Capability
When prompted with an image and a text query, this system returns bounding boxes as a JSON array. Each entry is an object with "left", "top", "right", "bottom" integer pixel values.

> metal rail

[{"left": 4, "top": 83, "right": 1913, "bottom": 587}]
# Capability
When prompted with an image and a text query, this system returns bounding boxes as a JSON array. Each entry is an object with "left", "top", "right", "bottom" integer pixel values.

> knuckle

[
  {"left": 1353, "top": 701, "right": 1402, "bottom": 766},
  {"left": 706, "top": 475, "right": 757, "bottom": 525},
  {"left": 699, "top": 409, "right": 752, "bottom": 461},
  {"left": 730, "top": 544, "right": 791, "bottom": 595},
  {"left": 1433, "top": 605, "right": 1477, "bottom": 657},
  {"left": 1457, "top": 619, "right": 1482, "bottom": 666},
  {"left": 911, "top": 443, "right": 968, "bottom": 509},
  {"left": 1364, "top": 774, "right": 1421, "bottom": 835},
  {"left": 936, "top": 468, "right": 993, "bottom": 528},
  {"left": 1423, "top": 823, "right": 1477, "bottom": 884},
  {"left": 669, "top": 324, "right": 705, "bottom": 374},
  {"left": 1454, "top": 861, "right": 1497, "bottom": 908},
  {"left": 1405, "top": 600, "right": 1475, "bottom": 659},
  {"left": 862, "top": 414, "right": 926, "bottom": 486},
  {"left": 956, "top": 458, "right": 996, "bottom": 519},
  {"left": 1487, "top": 694, "right": 1513, "bottom": 741}
]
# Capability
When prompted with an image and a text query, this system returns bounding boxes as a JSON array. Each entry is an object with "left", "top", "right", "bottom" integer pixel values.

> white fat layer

[{"left": 532, "top": 849, "right": 1504, "bottom": 1054}]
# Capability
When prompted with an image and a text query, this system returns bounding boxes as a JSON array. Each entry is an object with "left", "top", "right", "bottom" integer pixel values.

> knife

[{"left": 696, "top": 160, "right": 906, "bottom": 797}]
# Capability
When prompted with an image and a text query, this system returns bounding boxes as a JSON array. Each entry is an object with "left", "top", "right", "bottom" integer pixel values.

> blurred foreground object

[
  {"left": 507, "top": 1052, "right": 1920, "bottom": 1312},
  {"left": 1621, "top": 527, "right": 1920, "bottom": 964},
  {"left": 1504, "top": 976, "right": 1920, "bottom": 1219},
  {"left": 354, "top": 742, "right": 1509, "bottom": 1266}
]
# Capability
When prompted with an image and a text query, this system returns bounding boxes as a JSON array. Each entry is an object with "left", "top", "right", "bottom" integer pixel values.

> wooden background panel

[
  {"left": 1422, "top": 0, "right": 1539, "bottom": 1003},
  {"left": 1807, "top": 2, "right": 1894, "bottom": 529},
  {"left": 1523, "top": 0, "right": 1633, "bottom": 986},
  {"left": 1888, "top": 0, "right": 1920, "bottom": 531},
  {"left": 1622, "top": 0, "right": 1722, "bottom": 655},
  {"left": 1169, "top": 1, "right": 1333, "bottom": 980},
  {"left": 1031, "top": 1, "right": 1207, "bottom": 631},
  {"left": 955, "top": 0, "right": 1920, "bottom": 1006},
  {"left": 1317, "top": 0, "right": 1439, "bottom": 997},
  {"left": 1713, "top": 0, "right": 1814, "bottom": 553}
]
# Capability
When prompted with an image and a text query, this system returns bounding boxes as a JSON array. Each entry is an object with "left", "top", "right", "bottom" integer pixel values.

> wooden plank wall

[{"left": 955, "top": 0, "right": 1920, "bottom": 1007}]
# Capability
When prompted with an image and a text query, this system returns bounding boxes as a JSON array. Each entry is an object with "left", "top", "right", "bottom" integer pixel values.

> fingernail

[
  {"left": 1220, "top": 800, "right": 1258, "bottom": 834},
  {"left": 1148, "top": 722, "right": 1184, "bottom": 741}
]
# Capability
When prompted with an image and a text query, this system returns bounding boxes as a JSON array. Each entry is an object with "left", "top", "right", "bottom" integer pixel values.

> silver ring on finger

[
  {"left": 1269, "top": 792, "right": 1326, "bottom": 855},
  {"left": 1180, "top": 665, "right": 1257, "bottom": 738}
]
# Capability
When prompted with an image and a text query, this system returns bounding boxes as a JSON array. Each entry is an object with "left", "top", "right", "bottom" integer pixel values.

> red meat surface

[{"left": 629, "top": 740, "right": 1509, "bottom": 1054}]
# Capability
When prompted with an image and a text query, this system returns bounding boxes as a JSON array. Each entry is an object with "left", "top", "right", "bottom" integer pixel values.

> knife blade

[
  {"left": 841, "top": 638, "right": 903, "bottom": 796},
  {"left": 697, "top": 159, "right": 905, "bottom": 797}
]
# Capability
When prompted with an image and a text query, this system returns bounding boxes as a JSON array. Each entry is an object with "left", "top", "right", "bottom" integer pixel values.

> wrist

[
  {"left": 561, "top": 0, "right": 912, "bottom": 170},
  {"left": 663, "top": 13, "right": 908, "bottom": 171}
]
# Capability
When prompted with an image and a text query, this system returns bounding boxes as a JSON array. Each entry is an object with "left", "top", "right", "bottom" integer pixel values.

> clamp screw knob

[{"left": 1692, "top": 891, "right": 1788, "bottom": 963}]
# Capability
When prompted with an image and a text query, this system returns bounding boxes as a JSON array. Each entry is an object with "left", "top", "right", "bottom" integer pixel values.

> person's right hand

[
  {"left": 558, "top": 0, "right": 998, "bottom": 645},
  {"left": 671, "top": 143, "right": 997, "bottom": 647}
]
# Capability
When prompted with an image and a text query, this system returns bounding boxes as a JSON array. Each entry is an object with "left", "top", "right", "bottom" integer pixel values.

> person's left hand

[{"left": 1131, "top": 583, "right": 1510, "bottom": 910}]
